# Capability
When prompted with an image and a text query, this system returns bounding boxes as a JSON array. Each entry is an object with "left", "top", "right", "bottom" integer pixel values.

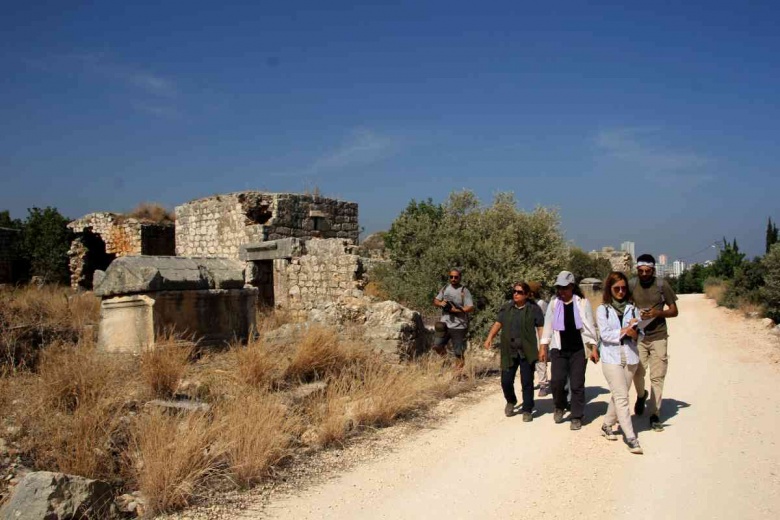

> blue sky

[{"left": 2, "top": 1, "right": 779, "bottom": 263}]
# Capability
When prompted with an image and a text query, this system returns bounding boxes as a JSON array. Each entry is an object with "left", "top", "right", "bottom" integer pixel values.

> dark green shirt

[{"left": 496, "top": 302, "right": 544, "bottom": 369}]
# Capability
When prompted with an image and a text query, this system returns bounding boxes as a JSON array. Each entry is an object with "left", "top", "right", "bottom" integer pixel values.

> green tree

[
  {"left": 376, "top": 190, "right": 569, "bottom": 337},
  {"left": 0, "top": 210, "right": 22, "bottom": 230},
  {"left": 566, "top": 247, "right": 612, "bottom": 282},
  {"left": 19, "top": 207, "right": 72, "bottom": 284},
  {"left": 761, "top": 244, "right": 780, "bottom": 322},
  {"left": 766, "top": 217, "right": 779, "bottom": 254},
  {"left": 710, "top": 238, "right": 745, "bottom": 279}
]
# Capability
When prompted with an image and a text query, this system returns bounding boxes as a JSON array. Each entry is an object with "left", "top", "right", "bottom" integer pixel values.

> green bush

[
  {"left": 761, "top": 244, "right": 780, "bottom": 322},
  {"left": 375, "top": 190, "right": 568, "bottom": 337}
]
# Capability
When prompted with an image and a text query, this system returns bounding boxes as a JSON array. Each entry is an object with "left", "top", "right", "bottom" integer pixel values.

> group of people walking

[{"left": 433, "top": 255, "right": 679, "bottom": 455}]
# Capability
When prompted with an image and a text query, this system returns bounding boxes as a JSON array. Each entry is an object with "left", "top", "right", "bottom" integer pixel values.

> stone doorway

[
  {"left": 251, "top": 260, "right": 275, "bottom": 308},
  {"left": 72, "top": 229, "right": 117, "bottom": 290}
]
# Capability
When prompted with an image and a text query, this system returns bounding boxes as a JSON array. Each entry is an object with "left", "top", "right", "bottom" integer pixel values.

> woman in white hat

[{"left": 539, "top": 271, "right": 598, "bottom": 430}]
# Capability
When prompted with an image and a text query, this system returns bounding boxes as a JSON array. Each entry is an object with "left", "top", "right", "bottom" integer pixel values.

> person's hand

[
  {"left": 538, "top": 346, "right": 548, "bottom": 363},
  {"left": 628, "top": 318, "right": 639, "bottom": 326},
  {"left": 589, "top": 345, "right": 599, "bottom": 363},
  {"left": 641, "top": 308, "right": 660, "bottom": 320},
  {"left": 625, "top": 327, "right": 638, "bottom": 340}
]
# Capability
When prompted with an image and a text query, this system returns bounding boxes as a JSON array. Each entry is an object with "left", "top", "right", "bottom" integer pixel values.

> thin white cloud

[
  {"left": 594, "top": 127, "right": 714, "bottom": 186},
  {"left": 307, "top": 128, "right": 395, "bottom": 174}
]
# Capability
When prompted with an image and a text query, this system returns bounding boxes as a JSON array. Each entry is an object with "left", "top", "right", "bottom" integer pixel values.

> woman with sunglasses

[
  {"left": 539, "top": 271, "right": 598, "bottom": 430},
  {"left": 597, "top": 271, "right": 643, "bottom": 454}
]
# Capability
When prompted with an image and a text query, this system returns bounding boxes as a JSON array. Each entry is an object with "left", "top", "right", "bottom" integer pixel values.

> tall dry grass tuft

[
  {"left": 216, "top": 390, "right": 301, "bottom": 487},
  {"left": 0, "top": 286, "right": 99, "bottom": 370},
  {"left": 285, "top": 327, "right": 368, "bottom": 383},
  {"left": 704, "top": 281, "right": 727, "bottom": 302},
  {"left": 234, "top": 339, "right": 288, "bottom": 390},
  {"left": 128, "top": 410, "right": 223, "bottom": 515},
  {"left": 126, "top": 202, "right": 175, "bottom": 224},
  {"left": 254, "top": 307, "right": 293, "bottom": 335},
  {"left": 141, "top": 337, "right": 194, "bottom": 399},
  {"left": 38, "top": 341, "right": 124, "bottom": 411}
]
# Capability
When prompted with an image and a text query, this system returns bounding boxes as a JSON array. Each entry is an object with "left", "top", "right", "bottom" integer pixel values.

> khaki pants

[
  {"left": 603, "top": 357, "right": 638, "bottom": 440},
  {"left": 535, "top": 360, "right": 548, "bottom": 389},
  {"left": 632, "top": 336, "right": 669, "bottom": 416}
]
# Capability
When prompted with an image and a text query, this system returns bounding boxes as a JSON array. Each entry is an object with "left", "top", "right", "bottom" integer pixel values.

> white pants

[{"left": 602, "top": 357, "right": 639, "bottom": 441}]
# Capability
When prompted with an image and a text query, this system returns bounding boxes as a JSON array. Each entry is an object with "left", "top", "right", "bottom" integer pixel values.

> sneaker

[
  {"left": 538, "top": 387, "right": 549, "bottom": 397},
  {"left": 601, "top": 423, "right": 617, "bottom": 441},
  {"left": 505, "top": 402, "right": 515, "bottom": 417},
  {"left": 553, "top": 408, "right": 565, "bottom": 424},
  {"left": 522, "top": 412, "right": 533, "bottom": 422},
  {"left": 570, "top": 418, "right": 582, "bottom": 431},
  {"left": 634, "top": 390, "right": 648, "bottom": 416},
  {"left": 650, "top": 414, "right": 664, "bottom": 432},
  {"left": 627, "top": 438, "right": 644, "bottom": 454}
]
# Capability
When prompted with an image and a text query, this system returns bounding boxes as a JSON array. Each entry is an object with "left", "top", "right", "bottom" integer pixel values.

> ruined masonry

[
  {"left": 67, "top": 212, "right": 174, "bottom": 290},
  {"left": 175, "top": 192, "right": 359, "bottom": 259}
]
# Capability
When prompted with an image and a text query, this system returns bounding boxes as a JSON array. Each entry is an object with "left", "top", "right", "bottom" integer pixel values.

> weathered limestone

[
  {"left": 175, "top": 192, "right": 359, "bottom": 259},
  {"left": 590, "top": 246, "right": 632, "bottom": 274},
  {"left": 579, "top": 277, "right": 603, "bottom": 303},
  {"left": 0, "top": 226, "right": 20, "bottom": 284},
  {"left": 95, "top": 256, "right": 256, "bottom": 353},
  {"left": 68, "top": 212, "right": 175, "bottom": 290},
  {"left": 0, "top": 471, "right": 113, "bottom": 519}
]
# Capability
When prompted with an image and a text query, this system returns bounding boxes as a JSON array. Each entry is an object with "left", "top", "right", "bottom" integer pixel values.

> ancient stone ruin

[
  {"left": 175, "top": 191, "right": 359, "bottom": 259},
  {"left": 68, "top": 212, "right": 175, "bottom": 290},
  {"left": 590, "top": 246, "right": 633, "bottom": 274},
  {"left": 0, "top": 226, "right": 20, "bottom": 284},
  {"left": 94, "top": 256, "right": 256, "bottom": 353}
]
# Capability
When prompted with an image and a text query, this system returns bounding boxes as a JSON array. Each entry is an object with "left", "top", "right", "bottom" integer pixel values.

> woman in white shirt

[
  {"left": 597, "top": 271, "right": 643, "bottom": 454},
  {"left": 539, "top": 271, "right": 598, "bottom": 431}
]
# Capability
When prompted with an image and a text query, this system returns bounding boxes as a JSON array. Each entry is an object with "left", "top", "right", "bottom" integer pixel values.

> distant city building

[
  {"left": 620, "top": 241, "right": 635, "bottom": 267},
  {"left": 655, "top": 254, "right": 668, "bottom": 278},
  {"left": 672, "top": 260, "right": 686, "bottom": 278}
]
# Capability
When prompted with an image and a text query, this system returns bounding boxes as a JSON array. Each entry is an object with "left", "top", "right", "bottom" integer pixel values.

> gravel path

[{"left": 218, "top": 294, "right": 780, "bottom": 519}]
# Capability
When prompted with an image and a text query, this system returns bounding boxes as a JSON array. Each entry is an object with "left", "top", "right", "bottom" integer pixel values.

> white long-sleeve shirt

[
  {"left": 596, "top": 303, "right": 641, "bottom": 365},
  {"left": 540, "top": 295, "right": 598, "bottom": 351}
]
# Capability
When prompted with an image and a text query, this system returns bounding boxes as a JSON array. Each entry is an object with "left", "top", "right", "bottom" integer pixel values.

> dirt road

[{"left": 235, "top": 295, "right": 780, "bottom": 519}]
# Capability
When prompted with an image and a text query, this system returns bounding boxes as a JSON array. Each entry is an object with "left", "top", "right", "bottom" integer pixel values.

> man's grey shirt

[{"left": 436, "top": 284, "right": 474, "bottom": 330}]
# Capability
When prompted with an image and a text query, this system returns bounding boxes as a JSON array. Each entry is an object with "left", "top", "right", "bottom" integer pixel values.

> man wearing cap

[
  {"left": 433, "top": 268, "right": 475, "bottom": 371},
  {"left": 630, "top": 254, "right": 679, "bottom": 432}
]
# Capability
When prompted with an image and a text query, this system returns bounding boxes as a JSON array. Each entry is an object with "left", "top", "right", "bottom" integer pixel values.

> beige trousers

[
  {"left": 602, "top": 357, "right": 638, "bottom": 440},
  {"left": 632, "top": 336, "right": 669, "bottom": 416},
  {"left": 535, "top": 360, "right": 548, "bottom": 388}
]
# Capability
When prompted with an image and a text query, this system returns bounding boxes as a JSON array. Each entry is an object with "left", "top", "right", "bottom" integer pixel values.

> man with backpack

[
  {"left": 630, "top": 254, "right": 679, "bottom": 432},
  {"left": 433, "top": 268, "right": 475, "bottom": 372}
]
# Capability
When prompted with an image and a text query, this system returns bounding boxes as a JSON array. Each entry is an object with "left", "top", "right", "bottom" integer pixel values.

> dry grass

[
  {"left": 0, "top": 286, "right": 99, "bottom": 371},
  {"left": 129, "top": 410, "right": 224, "bottom": 515},
  {"left": 704, "top": 281, "right": 727, "bottom": 302},
  {"left": 126, "top": 202, "right": 175, "bottom": 224},
  {"left": 363, "top": 280, "right": 388, "bottom": 299},
  {"left": 215, "top": 390, "right": 301, "bottom": 487},
  {"left": 234, "top": 339, "right": 287, "bottom": 390},
  {"left": 285, "top": 327, "right": 368, "bottom": 383},
  {"left": 141, "top": 337, "right": 194, "bottom": 399},
  {"left": 255, "top": 307, "right": 294, "bottom": 334}
]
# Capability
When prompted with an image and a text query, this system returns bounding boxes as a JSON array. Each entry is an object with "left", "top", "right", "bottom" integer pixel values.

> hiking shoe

[
  {"left": 601, "top": 423, "right": 617, "bottom": 441},
  {"left": 522, "top": 412, "right": 533, "bottom": 423},
  {"left": 553, "top": 408, "right": 565, "bottom": 424},
  {"left": 570, "top": 418, "right": 582, "bottom": 431},
  {"left": 650, "top": 414, "right": 664, "bottom": 432},
  {"left": 627, "top": 438, "right": 644, "bottom": 454},
  {"left": 505, "top": 402, "right": 515, "bottom": 417},
  {"left": 634, "top": 390, "right": 648, "bottom": 416}
]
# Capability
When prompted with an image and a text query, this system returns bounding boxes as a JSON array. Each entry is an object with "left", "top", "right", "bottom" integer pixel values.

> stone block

[{"left": 0, "top": 471, "right": 113, "bottom": 519}]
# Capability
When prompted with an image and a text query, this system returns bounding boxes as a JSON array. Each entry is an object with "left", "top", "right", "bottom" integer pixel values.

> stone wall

[
  {"left": 67, "top": 213, "right": 175, "bottom": 289},
  {"left": 273, "top": 239, "right": 365, "bottom": 320},
  {"left": 175, "top": 192, "right": 359, "bottom": 260},
  {"left": 590, "top": 247, "right": 633, "bottom": 274},
  {"left": 0, "top": 227, "right": 20, "bottom": 284}
]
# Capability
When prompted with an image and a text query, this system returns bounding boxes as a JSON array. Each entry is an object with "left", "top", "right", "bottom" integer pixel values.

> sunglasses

[
  {"left": 513, "top": 290, "right": 525, "bottom": 295},
  {"left": 449, "top": 275, "right": 460, "bottom": 280},
  {"left": 612, "top": 285, "right": 627, "bottom": 293}
]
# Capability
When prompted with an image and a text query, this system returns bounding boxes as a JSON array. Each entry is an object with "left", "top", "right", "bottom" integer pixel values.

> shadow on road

[{"left": 632, "top": 398, "right": 691, "bottom": 433}]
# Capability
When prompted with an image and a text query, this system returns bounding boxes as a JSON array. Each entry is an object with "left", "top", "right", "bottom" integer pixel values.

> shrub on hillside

[
  {"left": 761, "top": 244, "right": 780, "bottom": 322},
  {"left": 375, "top": 190, "right": 568, "bottom": 337}
]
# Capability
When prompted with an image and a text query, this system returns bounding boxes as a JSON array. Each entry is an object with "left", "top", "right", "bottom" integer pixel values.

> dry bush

[
  {"left": 128, "top": 410, "right": 223, "bottom": 515},
  {"left": 285, "top": 327, "right": 368, "bottom": 383},
  {"left": 127, "top": 202, "right": 175, "bottom": 224},
  {"left": 254, "top": 307, "right": 293, "bottom": 335},
  {"left": 738, "top": 301, "right": 765, "bottom": 318},
  {"left": 215, "top": 390, "right": 301, "bottom": 487},
  {"left": 141, "top": 338, "right": 194, "bottom": 399},
  {"left": 234, "top": 339, "right": 288, "bottom": 390},
  {"left": 363, "top": 280, "right": 388, "bottom": 300},
  {"left": 0, "top": 287, "right": 99, "bottom": 371},
  {"left": 38, "top": 341, "right": 126, "bottom": 411}
]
